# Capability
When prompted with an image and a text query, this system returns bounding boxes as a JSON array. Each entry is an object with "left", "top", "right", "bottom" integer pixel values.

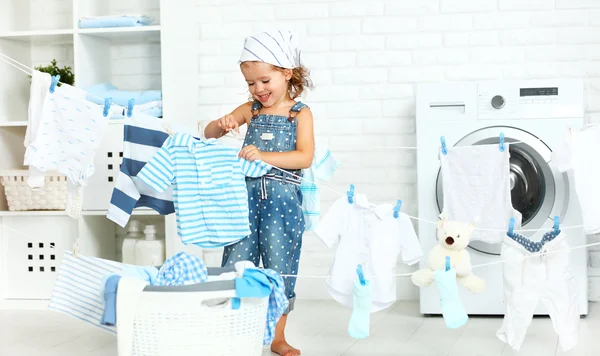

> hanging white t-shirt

[
  {"left": 315, "top": 193, "right": 423, "bottom": 312},
  {"left": 552, "top": 125, "right": 600, "bottom": 234}
]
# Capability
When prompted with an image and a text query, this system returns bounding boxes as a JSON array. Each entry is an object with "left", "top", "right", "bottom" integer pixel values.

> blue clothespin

[
  {"left": 49, "top": 75, "right": 60, "bottom": 93},
  {"left": 440, "top": 136, "right": 448, "bottom": 155},
  {"left": 347, "top": 184, "right": 355, "bottom": 204},
  {"left": 126, "top": 98, "right": 134, "bottom": 117},
  {"left": 445, "top": 256, "right": 451, "bottom": 272},
  {"left": 499, "top": 132, "right": 505, "bottom": 152},
  {"left": 508, "top": 217, "right": 515, "bottom": 237},
  {"left": 356, "top": 264, "right": 366, "bottom": 286},
  {"left": 103, "top": 97, "right": 112, "bottom": 117},
  {"left": 553, "top": 216, "right": 560, "bottom": 234},
  {"left": 393, "top": 200, "right": 402, "bottom": 218}
]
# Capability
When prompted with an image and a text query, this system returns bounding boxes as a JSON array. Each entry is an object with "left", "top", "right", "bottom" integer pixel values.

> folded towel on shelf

[
  {"left": 85, "top": 83, "right": 162, "bottom": 107},
  {"left": 79, "top": 15, "right": 154, "bottom": 29}
]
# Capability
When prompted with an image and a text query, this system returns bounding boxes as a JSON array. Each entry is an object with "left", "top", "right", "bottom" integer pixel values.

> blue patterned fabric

[
  {"left": 153, "top": 252, "right": 209, "bottom": 286},
  {"left": 508, "top": 230, "right": 560, "bottom": 252},
  {"left": 234, "top": 267, "right": 289, "bottom": 345}
]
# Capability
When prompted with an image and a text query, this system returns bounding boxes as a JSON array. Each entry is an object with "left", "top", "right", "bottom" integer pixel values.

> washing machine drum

[{"left": 435, "top": 126, "right": 569, "bottom": 255}]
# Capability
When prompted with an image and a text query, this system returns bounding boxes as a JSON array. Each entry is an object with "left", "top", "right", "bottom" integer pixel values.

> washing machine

[{"left": 415, "top": 79, "right": 588, "bottom": 316}]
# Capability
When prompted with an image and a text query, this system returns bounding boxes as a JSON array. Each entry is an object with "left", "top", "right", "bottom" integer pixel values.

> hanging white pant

[{"left": 496, "top": 231, "right": 579, "bottom": 352}]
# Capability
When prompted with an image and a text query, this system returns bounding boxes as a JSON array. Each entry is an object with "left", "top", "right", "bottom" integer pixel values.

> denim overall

[{"left": 222, "top": 100, "right": 307, "bottom": 313}]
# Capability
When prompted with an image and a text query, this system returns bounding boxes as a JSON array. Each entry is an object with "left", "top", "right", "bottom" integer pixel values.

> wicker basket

[{"left": 0, "top": 170, "right": 68, "bottom": 211}]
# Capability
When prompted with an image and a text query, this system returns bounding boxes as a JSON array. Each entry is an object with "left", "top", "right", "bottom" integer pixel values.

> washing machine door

[{"left": 435, "top": 126, "right": 569, "bottom": 255}]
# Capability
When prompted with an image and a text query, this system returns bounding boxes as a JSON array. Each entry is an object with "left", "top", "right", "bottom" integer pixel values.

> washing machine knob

[{"left": 491, "top": 95, "right": 505, "bottom": 109}]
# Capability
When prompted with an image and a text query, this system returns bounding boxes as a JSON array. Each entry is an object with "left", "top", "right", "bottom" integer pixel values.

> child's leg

[
  {"left": 221, "top": 179, "right": 261, "bottom": 267},
  {"left": 258, "top": 178, "right": 304, "bottom": 355}
]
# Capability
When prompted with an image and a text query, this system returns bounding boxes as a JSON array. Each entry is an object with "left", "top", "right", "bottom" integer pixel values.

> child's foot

[{"left": 271, "top": 339, "right": 301, "bottom": 356}]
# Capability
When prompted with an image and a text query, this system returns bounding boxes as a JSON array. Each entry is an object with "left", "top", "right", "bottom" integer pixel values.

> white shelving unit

[{"left": 0, "top": 0, "right": 171, "bottom": 310}]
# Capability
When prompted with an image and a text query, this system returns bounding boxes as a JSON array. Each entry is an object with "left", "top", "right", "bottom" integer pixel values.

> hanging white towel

[
  {"left": 553, "top": 125, "right": 600, "bottom": 234},
  {"left": 24, "top": 83, "right": 108, "bottom": 187},
  {"left": 440, "top": 144, "right": 520, "bottom": 244},
  {"left": 24, "top": 70, "right": 52, "bottom": 149}
]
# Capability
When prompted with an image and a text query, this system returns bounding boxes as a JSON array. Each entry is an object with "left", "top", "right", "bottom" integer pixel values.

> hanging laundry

[
  {"left": 315, "top": 193, "right": 423, "bottom": 312},
  {"left": 24, "top": 82, "right": 115, "bottom": 217},
  {"left": 300, "top": 138, "right": 340, "bottom": 231},
  {"left": 153, "top": 252, "right": 209, "bottom": 286},
  {"left": 24, "top": 70, "right": 52, "bottom": 148},
  {"left": 106, "top": 112, "right": 174, "bottom": 227},
  {"left": 440, "top": 143, "right": 520, "bottom": 244},
  {"left": 553, "top": 125, "right": 600, "bottom": 234},
  {"left": 137, "top": 133, "right": 272, "bottom": 248},
  {"left": 347, "top": 276, "right": 371, "bottom": 339},
  {"left": 496, "top": 230, "right": 579, "bottom": 352},
  {"left": 434, "top": 257, "right": 468, "bottom": 329}
]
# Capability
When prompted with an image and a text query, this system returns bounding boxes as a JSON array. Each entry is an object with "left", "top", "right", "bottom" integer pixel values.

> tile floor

[{"left": 1, "top": 300, "right": 599, "bottom": 356}]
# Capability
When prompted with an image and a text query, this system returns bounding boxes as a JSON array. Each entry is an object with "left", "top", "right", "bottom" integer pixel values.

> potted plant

[{"left": 33, "top": 59, "right": 75, "bottom": 86}]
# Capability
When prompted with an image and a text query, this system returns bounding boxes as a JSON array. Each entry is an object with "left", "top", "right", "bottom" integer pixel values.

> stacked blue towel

[{"left": 79, "top": 15, "right": 154, "bottom": 29}]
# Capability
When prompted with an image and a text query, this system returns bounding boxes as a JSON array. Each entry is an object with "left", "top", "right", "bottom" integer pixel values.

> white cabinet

[{"left": 0, "top": 0, "right": 173, "bottom": 310}]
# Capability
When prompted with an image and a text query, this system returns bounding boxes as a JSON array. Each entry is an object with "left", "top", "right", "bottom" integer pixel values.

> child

[{"left": 204, "top": 30, "right": 314, "bottom": 356}]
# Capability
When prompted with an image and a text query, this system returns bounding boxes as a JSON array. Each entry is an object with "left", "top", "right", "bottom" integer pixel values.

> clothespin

[
  {"left": 553, "top": 216, "right": 560, "bottom": 234},
  {"left": 393, "top": 200, "right": 402, "bottom": 218},
  {"left": 347, "top": 184, "right": 355, "bottom": 204},
  {"left": 126, "top": 98, "right": 134, "bottom": 117},
  {"left": 507, "top": 217, "right": 515, "bottom": 237},
  {"left": 103, "top": 97, "right": 112, "bottom": 117},
  {"left": 49, "top": 75, "right": 60, "bottom": 93},
  {"left": 499, "top": 132, "right": 505, "bottom": 152},
  {"left": 440, "top": 136, "right": 448, "bottom": 155},
  {"left": 72, "top": 238, "right": 80, "bottom": 258},
  {"left": 445, "top": 256, "right": 450, "bottom": 272},
  {"left": 356, "top": 264, "right": 366, "bottom": 286}
]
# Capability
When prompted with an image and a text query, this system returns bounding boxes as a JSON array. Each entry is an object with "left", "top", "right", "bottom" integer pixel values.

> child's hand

[
  {"left": 217, "top": 114, "right": 239, "bottom": 133},
  {"left": 238, "top": 145, "right": 263, "bottom": 161}
]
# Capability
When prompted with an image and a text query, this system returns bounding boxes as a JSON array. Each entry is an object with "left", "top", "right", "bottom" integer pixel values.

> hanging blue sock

[
  {"left": 434, "top": 268, "right": 468, "bottom": 329},
  {"left": 348, "top": 278, "right": 371, "bottom": 339}
]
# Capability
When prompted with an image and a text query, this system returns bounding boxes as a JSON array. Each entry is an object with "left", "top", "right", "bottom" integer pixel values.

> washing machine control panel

[{"left": 477, "top": 79, "right": 583, "bottom": 120}]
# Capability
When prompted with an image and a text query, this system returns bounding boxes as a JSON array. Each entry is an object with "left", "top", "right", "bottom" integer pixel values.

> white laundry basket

[{"left": 124, "top": 279, "right": 269, "bottom": 356}]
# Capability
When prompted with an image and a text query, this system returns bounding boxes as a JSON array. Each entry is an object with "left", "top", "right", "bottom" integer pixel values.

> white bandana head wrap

[{"left": 238, "top": 30, "right": 302, "bottom": 69}]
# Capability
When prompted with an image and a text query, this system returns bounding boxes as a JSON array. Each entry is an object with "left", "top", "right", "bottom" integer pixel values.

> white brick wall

[{"left": 184, "top": 0, "right": 600, "bottom": 301}]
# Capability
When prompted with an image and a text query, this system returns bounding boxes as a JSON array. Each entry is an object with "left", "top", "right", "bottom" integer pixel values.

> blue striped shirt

[
  {"left": 106, "top": 114, "right": 175, "bottom": 228},
  {"left": 137, "top": 134, "right": 271, "bottom": 248}
]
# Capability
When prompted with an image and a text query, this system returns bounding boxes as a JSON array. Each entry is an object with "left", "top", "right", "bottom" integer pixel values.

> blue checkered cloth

[
  {"left": 263, "top": 269, "right": 288, "bottom": 345},
  {"left": 153, "top": 252, "right": 208, "bottom": 286}
]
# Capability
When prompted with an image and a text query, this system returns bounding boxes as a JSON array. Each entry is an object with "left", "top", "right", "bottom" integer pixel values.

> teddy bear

[{"left": 411, "top": 217, "right": 486, "bottom": 294}]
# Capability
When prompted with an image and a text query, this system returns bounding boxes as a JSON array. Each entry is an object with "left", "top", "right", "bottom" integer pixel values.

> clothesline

[
  {"left": 0, "top": 220, "right": 595, "bottom": 280},
  {"left": 0, "top": 52, "right": 125, "bottom": 112},
  {"left": 278, "top": 239, "right": 600, "bottom": 279}
]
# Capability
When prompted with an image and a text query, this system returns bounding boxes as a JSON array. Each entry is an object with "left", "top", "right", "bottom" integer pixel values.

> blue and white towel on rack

[{"left": 106, "top": 112, "right": 174, "bottom": 228}]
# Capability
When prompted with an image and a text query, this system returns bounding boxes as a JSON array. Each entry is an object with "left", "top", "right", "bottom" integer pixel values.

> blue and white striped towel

[
  {"left": 48, "top": 251, "right": 124, "bottom": 334},
  {"left": 106, "top": 112, "right": 175, "bottom": 228}
]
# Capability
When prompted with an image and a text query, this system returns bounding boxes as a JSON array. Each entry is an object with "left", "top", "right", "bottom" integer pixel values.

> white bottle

[
  {"left": 115, "top": 226, "right": 128, "bottom": 262},
  {"left": 121, "top": 220, "right": 144, "bottom": 264},
  {"left": 135, "top": 224, "right": 166, "bottom": 266}
]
